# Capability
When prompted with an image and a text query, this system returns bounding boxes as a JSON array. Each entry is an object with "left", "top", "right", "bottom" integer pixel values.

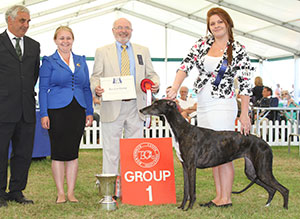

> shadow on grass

[{"left": 1, "top": 147, "right": 298, "bottom": 218}]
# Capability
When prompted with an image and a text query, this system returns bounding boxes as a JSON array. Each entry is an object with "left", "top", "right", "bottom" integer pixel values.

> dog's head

[{"left": 140, "top": 99, "right": 177, "bottom": 116}]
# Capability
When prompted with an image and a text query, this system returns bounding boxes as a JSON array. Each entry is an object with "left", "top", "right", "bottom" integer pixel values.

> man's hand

[
  {"left": 151, "top": 83, "right": 159, "bottom": 93},
  {"left": 95, "top": 85, "right": 104, "bottom": 97}
]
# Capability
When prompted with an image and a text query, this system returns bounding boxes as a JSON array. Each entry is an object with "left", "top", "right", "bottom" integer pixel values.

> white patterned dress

[{"left": 177, "top": 35, "right": 253, "bottom": 131}]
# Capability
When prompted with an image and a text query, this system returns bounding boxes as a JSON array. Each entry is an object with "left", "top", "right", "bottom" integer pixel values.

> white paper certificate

[{"left": 100, "top": 76, "right": 136, "bottom": 101}]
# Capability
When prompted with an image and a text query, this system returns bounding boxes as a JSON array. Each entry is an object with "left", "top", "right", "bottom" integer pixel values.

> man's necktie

[
  {"left": 121, "top": 45, "right": 130, "bottom": 76},
  {"left": 14, "top": 37, "right": 22, "bottom": 61}
]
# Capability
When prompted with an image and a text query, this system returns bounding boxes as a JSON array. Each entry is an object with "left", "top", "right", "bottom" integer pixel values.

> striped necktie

[
  {"left": 14, "top": 37, "right": 22, "bottom": 61},
  {"left": 121, "top": 45, "right": 130, "bottom": 76}
]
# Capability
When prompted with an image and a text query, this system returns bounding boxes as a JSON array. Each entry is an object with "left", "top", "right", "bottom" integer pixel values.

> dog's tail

[{"left": 232, "top": 177, "right": 257, "bottom": 194}]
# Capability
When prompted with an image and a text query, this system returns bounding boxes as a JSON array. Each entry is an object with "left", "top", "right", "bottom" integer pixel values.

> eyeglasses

[
  {"left": 282, "top": 93, "right": 289, "bottom": 96},
  {"left": 113, "top": 26, "right": 132, "bottom": 31}
]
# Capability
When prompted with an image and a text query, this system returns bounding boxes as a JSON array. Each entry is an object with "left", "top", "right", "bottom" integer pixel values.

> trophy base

[{"left": 99, "top": 199, "right": 117, "bottom": 211}]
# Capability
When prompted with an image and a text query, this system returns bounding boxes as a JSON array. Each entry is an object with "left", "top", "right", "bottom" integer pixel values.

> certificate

[{"left": 100, "top": 76, "right": 136, "bottom": 101}]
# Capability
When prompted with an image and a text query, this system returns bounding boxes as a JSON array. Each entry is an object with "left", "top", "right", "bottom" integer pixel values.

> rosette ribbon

[{"left": 141, "top": 79, "right": 155, "bottom": 128}]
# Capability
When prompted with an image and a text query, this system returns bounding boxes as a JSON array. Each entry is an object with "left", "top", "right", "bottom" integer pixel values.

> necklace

[{"left": 214, "top": 41, "right": 227, "bottom": 52}]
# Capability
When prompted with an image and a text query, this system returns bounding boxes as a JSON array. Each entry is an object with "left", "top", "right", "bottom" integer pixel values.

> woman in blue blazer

[{"left": 39, "top": 26, "right": 93, "bottom": 204}]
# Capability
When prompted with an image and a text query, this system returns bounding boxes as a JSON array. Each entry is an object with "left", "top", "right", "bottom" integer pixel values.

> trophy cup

[{"left": 95, "top": 174, "right": 118, "bottom": 211}]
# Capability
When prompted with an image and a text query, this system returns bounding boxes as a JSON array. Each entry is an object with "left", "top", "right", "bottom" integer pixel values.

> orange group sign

[{"left": 120, "top": 137, "right": 176, "bottom": 205}]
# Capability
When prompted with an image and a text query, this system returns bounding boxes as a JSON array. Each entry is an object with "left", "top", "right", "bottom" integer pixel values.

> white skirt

[{"left": 196, "top": 83, "right": 237, "bottom": 131}]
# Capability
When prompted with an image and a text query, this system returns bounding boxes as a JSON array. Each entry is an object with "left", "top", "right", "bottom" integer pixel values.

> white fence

[{"left": 80, "top": 117, "right": 300, "bottom": 149}]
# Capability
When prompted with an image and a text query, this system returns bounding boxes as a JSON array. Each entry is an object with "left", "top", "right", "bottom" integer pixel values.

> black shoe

[
  {"left": 11, "top": 196, "right": 34, "bottom": 205},
  {"left": 215, "top": 203, "right": 232, "bottom": 208},
  {"left": 0, "top": 197, "right": 8, "bottom": 208},
  {"left": 199, "top": 201, "right": 216, "bottom": 207}
]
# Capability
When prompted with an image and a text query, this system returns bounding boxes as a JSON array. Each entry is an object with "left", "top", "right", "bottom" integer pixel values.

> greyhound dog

[{"left": 140, "top": 99, "right": 289, "bottom": 211}]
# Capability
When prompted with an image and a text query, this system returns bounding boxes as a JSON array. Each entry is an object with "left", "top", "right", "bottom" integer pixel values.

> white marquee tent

[{"left": 0, "top": 0, "right": 299, "bottom": 99}]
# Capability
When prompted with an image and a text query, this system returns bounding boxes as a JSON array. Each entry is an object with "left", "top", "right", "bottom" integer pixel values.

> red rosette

[{"left": 141, "top": 79, "right": 154, "bottom": 93}]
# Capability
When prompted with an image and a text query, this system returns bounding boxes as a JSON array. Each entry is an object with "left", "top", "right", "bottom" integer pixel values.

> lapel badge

[{"left": 76, "top": 63, "right": 80, "bottom": 67}]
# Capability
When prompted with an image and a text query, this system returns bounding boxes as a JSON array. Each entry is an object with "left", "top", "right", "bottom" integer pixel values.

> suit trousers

[
  {"left": 0, "top": 116, "right": 35, "bottom": 198},
  {"left": 101, "top": 100, "right": 144, "bottom": 174}
]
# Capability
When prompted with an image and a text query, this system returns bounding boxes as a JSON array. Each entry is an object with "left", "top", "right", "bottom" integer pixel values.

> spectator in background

[
  {"left": 279, "top": 90, "right": 299, "bottom": 121},
  {"left": 274, "top": 83, "right": 281, "bottom": 100},
  {"left": 161, "top": 86, "right": 172, "bottom": 99},
  {"left": 176, "top": 86, "right": 197, "bottom": 122},
  {"left": 256, "top": 86, "right": 279, "bottom": 122},
  {"left": 251, "top": 76, "right": 263, "bottom": 105},
  {"left": 290, "top": 84, "right": 294, "bottom": 98},
  {"left": 257, "top": 86, "right": 278, "bottom": 107},
  {"left": 93, "top": 96, "right": 100, "bottom": 125}
]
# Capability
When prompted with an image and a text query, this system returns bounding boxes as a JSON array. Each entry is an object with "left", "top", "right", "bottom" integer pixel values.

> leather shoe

[
  {"left": 12, "top": 196, "right": 34, "bottom": 205},
  {"left": 56, "top": 197, "right": 67, "bottom": 204},
  {"left": 215, "top": 203, "right": 233, "bottom": 208},
  {"left": 199, "top": 200, "right": 215, "bottom": 207},
  {"left": 0, "top": 197, "right": 8, "bottom": 208}
]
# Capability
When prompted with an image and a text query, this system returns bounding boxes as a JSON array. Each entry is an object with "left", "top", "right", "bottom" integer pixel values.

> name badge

[{"left": 137, "top": 54, "right": 144, "bottom": 65}]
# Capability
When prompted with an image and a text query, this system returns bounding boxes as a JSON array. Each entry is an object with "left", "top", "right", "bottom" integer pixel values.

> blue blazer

[{"left": 39, "top": 51, "right": 93, "bottom": 117}]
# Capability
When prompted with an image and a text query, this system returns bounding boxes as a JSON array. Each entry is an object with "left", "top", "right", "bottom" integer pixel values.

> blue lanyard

[{"left": 213, "top": 59, "right": 228, "bottom": 87}]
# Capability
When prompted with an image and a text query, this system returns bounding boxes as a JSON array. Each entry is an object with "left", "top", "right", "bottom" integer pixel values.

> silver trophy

[{"left": 95, "top": 174, "right": 118, "bottom": 211}]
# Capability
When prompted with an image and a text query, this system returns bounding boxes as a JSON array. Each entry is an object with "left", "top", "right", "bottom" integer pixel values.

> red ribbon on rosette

[{"left": 140, "top": 79, "right": 154, "bottom": 128}]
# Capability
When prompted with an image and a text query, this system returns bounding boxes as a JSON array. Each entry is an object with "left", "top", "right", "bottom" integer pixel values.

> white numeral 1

[{"left": 146, "top": 185, "right": 153, "bottom": 202}]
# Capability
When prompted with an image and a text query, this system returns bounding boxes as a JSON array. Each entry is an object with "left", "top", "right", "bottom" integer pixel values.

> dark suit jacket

[
  {"left": 0, "top": 30, "right": 40, "bottom": 123},
  {"left": 257, "top": 96, "right": 279, "bottom": 121}
]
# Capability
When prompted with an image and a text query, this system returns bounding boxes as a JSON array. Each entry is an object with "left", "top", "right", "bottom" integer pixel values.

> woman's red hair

[{"left": 207, "top": 7, "right": 234, "bottom": 65}]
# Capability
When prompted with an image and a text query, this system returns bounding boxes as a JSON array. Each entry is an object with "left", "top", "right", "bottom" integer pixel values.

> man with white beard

[{"left": 90, "top": 18, "right": 160, "bottom": 181}]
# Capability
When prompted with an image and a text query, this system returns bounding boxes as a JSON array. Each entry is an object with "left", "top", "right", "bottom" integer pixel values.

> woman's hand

[
  {"left": 166, "top": 87, "right": 178, "bottom": 100},
  {"left": 288, "top": 99, "right": 297, "bottom": 107},
  {"left": 85, "top": 115, "right": 93, "bottom": 127},
  {"left": 41, "top": 116, "right": 50, "bottom": 129},
  {"left": 239, "top": 113, "right": 251, "bottom": 135},
  {"left": 166, "top": 70, "right": 187, "bottom": 100},
  {"left": 239, "top": 95, "right": 251, "bottom": 135}
]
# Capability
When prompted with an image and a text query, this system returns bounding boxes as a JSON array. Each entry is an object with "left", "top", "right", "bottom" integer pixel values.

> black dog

[{"left": 140, "top": 99, "right": 289, "bottom": 210}]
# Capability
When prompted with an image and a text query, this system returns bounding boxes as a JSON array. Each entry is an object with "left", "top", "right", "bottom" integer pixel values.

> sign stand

[{"left": 120, "top": 138, "right": 176, "bottom": 205}]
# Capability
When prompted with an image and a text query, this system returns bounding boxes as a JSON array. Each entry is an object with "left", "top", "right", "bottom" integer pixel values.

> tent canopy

[{"left": 0, "top": 0, "right": 299, "bottom": 60}]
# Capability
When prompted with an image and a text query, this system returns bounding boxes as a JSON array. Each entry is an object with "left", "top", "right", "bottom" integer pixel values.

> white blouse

[
  {"left": 57, "top": 51, "right": 75, "bottom": 73},
  {"left": 197, "top": 55, "right": 237, "bottom": 111}
]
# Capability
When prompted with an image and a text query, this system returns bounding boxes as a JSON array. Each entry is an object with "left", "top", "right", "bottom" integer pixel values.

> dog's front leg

[
  {"left": 185, "top": 166, "right": 196, "bottom": 210},
  {"left": 178, "top": 163, "right": 189, "bottom": 210}
]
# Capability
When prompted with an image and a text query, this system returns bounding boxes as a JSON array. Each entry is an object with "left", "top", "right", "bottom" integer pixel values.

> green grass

[{"left": 1, "top": 146, "right": 299, "bottom": 219}]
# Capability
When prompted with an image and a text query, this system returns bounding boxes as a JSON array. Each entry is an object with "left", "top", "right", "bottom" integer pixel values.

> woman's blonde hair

[
  {"left": 281, "top": 90, "right": 290, "bottom": 99},
  {"left": 54, "top": 26, "right": 74, "bottom": 40},
  {"left": 254, "top": 76, "right": 263, "bottom": 86}
]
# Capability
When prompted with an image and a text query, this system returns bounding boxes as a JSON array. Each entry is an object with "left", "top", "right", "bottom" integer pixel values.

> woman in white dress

[{"left": 167, "top": 7, "right": 253, "bottom": 207}]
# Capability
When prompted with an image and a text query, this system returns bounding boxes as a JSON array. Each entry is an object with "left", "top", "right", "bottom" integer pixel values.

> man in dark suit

[
  {"left": 0, "top": 5, "right": 40, "bottom": 207},
  {"left": 257, "top": 86, "right": 279, "bottom": 121}
]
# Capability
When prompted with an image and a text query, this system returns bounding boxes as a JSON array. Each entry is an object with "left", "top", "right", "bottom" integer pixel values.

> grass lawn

[{"left": 0, "top": 146, "right": 299, "bottom": 219}]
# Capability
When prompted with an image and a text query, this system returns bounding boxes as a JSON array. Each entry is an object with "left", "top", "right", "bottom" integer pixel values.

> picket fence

[{"left": 80, "top": 117, "right": 300, "bottom": 149}]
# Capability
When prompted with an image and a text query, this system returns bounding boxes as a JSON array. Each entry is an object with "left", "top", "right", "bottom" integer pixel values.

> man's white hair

[{"left": 5, "top": 5, "right": 30, "bottom": 23}]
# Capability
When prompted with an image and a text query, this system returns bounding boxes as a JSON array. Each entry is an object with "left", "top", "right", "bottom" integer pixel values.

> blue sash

[{"left": 213, "top": 59, "right": 228, "bottom": 87}]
